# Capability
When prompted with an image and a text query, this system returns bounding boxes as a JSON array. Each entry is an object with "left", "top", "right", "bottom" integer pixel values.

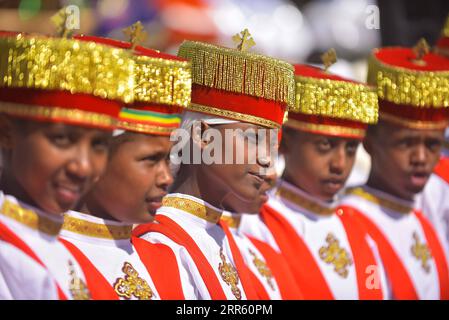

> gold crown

[
  {"left": 118, "top": 22, "right": 192, "bottom": 107},
  {"left": 367, "top": 47, "right": 449, "bottom": 108},
  {"left": 294, "top": 75, "right": 378, "bottom": 124},
  {"left": 177, "top": 39, "right": 295, "bottom": 109},
  {"left": 0, "top": 33, "right": 135, "bottom": 103}
]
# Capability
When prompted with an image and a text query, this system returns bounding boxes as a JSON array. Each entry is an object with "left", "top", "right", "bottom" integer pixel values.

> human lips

[
  {"left": 248, "top": 172, "right": 271, "bottom": 202},
  {"left": 146, "top": 194, "right": 166, "bottom": 214},
  {"left": 409, "top": 171, "right": 430, "bottom": 188},
  {"left": 53, "top": 182, "right": 82, "bottom": 206},
  {"left": 321, "top": 178, "right": 345, "bottom": 194}
]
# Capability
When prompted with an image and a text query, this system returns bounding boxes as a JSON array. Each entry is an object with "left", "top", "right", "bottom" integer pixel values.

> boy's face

[
  {"left": 85, "top": 133, "right": 173, "bottom": 223},
  {"left": 365, "top": 121, "right": 444, "bottom": 200},
  {"left": 196, "top": 122, "right": 276, "bottom": 212},
  {"left": 282, "top": 128, "right": 360, "bottom": 202},
  {"left": 2, "top": 118, "right": 111, "bottom": 214}
]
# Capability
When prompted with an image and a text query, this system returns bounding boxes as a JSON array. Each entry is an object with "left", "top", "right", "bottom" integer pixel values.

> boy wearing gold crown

[
  {"left": 0, "top": 29, "right": 136, "bottom": 299},
  {"left": 341, "top": 41, "right": 449, "bottom": 299},
  {"left": 241, "top": 50, "right": 390, "bottom": 299},
  {"left": 58, "top": 28, "right": 194, "bottom": 300},
  {"left": 133, "top": 30, "right": 301, "bottom": 299}
]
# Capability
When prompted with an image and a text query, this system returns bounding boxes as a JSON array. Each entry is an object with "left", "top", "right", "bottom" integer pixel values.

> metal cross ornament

[
  {"left": 122, "top": 21, "right": 148, "bottom": 50},
  {"left": 232, "top": 28, "right": 256, "bottom": 52},
  {"left": 321, "top": 48, "right": 337, "bottom": 72},
  {"left": 113, "top": 262, "right": 153, "bottom": 300},
  {"left": 411, "top": 232, "right": 432, "bottom": 273},
  {"left": 412, "top": 38, "right": 430, "bottom": 65},
  {"left": 68, "top": 260, "right": 91, "bottom": 300},
  {"left": 319, "top": 233, "right": 353, "bottom": 278},
  {"left": 51, "top": 7, "right": 71, "bottom": 38}
]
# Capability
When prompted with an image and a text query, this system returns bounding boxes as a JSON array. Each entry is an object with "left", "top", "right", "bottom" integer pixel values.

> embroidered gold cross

[
  {"left": 122, "top": 21, "right": 148, "bottom": 50},
  {"left": 232, "top": 28, "right": 256, "bottom": 52},
  {"left": 319, "top": 233, "right": 353, "bottom": 278},
  {"left": 411, "top": 232, "right": 432, "bottom": 273},
  {"left": 218, "top": 248, "right": 241, "bottom": 300},
  {"left": 113, "top": 262, "right": 153, "bottom": 300},
  {"left": 321, "top": 48, "right": 337, "bottom": 72},
  {"left": 249, "top": 249, "right": 275, "bottom": 290},
  {"left": 51, "top": 7, "right": 71, "bottom": 38},
  {"left": 68, "top": 260, "right": 91, "bottom": 300},
  {"left": 412, "top": 38, "right": 430, "bottom": 66}
]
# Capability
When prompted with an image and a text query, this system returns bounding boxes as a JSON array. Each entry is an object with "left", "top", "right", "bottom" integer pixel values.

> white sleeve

[
  {"left": 140, "top": 232, "right": 210, "bottom": 300},
  {"left": 0, "top": 241, "right": 58, "bottom": 300}
]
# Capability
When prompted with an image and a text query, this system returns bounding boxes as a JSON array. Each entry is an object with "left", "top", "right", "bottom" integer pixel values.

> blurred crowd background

[{"left": 0, "top": 0, "right": 448, "bottom": 185}]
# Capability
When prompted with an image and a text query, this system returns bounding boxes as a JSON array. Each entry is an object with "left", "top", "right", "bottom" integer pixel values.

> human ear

[{"left": 191, "top": 120, "right": 211, "bottom": 151}]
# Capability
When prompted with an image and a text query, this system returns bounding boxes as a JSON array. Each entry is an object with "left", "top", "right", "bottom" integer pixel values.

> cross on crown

[
  {"left": 51, "top": 7, "right": 71, "bottom": 38},
  {"left": 412, "top": 38, "right": 430, "bottom": 65},
  {"left": 321, "top": 48, "right": 337, "bottom": 72},
  {"left": 232, "top": 28, "right": 256, "bottom": 52},
  {"left": 122, "top": 21, "right": 148, "bottom": 50}
]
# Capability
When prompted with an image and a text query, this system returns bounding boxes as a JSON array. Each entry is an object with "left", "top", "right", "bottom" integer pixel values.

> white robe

[
  {"left": 416, "top": 173, "right": 449, "bottom": 256},
  {"left": 241, "top": 180, "right": 390, "bottom": 300},
  {"left": 221, "top": 211, "right": 282, "bottom": 299},
  {"left": 0, "top": 191, "right": 90, "bottom": 300},
  {"left": 60, "top": 210, "right": 163, "bottom": 300},
  {"left": 139, "top": 193, "right": 248, "bottom": 300},
  {"left": 342, "top": 185, "right": 448, "bottom": 299}
]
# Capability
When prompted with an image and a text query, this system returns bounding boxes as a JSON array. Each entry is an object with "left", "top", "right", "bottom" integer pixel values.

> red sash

[
  {"left": 248, "top": 236, "right": 304, "bottom": 299},
  {"left": 434, "top": 156, "right": 449, "bottom": 184},
  {"left": 414, "top": 210, "right": 449, "bottom": 299},
  {"left": 133, "top": 216, "right": 227, "bottom": 299},
  {"left": 0, "top": 221, "right": 67, "bottom": 300},
  {"left": 336, "top": 207, "right": 384, "bottom": 299},
  {"left": 262, "top": 204, "right": 384, "bottom": 299},
  {"left": 131, "top": 236, "right": 185, "bottom": 300},
  {"left": 59, "top": 238, "right": 119, "bottom": 300},
  {"left": 346, "top": 206, "right": 419, "bottom": 299},
  {"left": 218, "top": 221, "right": 260, "bottom": 300},
  {"left": 260, "top": 204, "right": 334, "bottom": 299}
]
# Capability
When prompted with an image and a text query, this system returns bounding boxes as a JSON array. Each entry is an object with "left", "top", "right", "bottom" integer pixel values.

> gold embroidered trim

[
  {"left": 218, "top": 248, "right": 241, "bottom": 300},
  {"left": 367, "top": 49, "right": 449, "bottom": 108},
  {"left": 188, "top": 102, "right": 280, "bottom": 128},
  {"left": 319, "top": 233, "right": 353, "bottom": 278},
  {"left": 410, "top": 232, "right": 432, "bottom": 273},
  {"left": 162, "top": 196, "right": 222, "bottom": 224},
  {"left": 285, "top": 118, "right": 367, "bottom": 138},
  {"left": 294, "top": 75, "right": 378, "bottom": 124},
  {"left": 276, "top": 185, "right": 335, "bottom": 215},
  {"left": 220, "top": 215, "right": 241, "bottom": 229},
  {"left": 113, "top": 262, "right": 153, "bottom": 300},
  {"left": 68, "top": 260, "right": 91, "bottom": 300},
  {"left": 62, "top": 215, "right": 132, "bottom": 240},
  {"left": 0, "top": 199, "right": 62, "bottom": 236},
  {"left": 134, "top": 55, "right": 191, "bottom": 107},
  {"left": 345, "top": 187, "right": 413, "bottom": 214},
  {"left": 0, "top": 101, "right": 117, "bottom": 127},
  {"left": 0, "top": 34, "right": 135, "bottom": 103},
  {"left": 248, "top": 249, "right": 274, "bottom": 290},
  {"left": 118, "top": 120, "right": 177, "bottom": 135},
  {"left": 178, "top": 40, "right": 295, "bottom": 109},
  {"left": 379, "top": 112, "right": 449, "bottom": 130}
]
